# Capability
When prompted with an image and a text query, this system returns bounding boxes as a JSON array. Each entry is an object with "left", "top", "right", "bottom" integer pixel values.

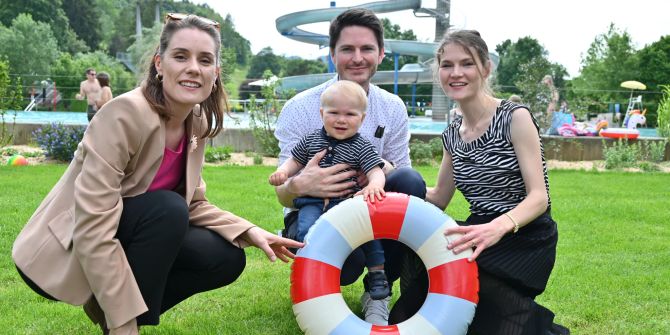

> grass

[{"left": 1, "top": 165, "right": 669, "bottom": 334}]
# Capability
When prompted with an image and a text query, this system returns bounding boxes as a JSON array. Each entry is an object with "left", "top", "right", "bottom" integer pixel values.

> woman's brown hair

[{"left": 142, "top": 14, "right": 227, "bottom": 138}]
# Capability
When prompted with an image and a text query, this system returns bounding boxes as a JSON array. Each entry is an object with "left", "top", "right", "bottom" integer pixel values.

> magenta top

[{"left": 147, "top": 135, "right": 187, "bottom": 192}]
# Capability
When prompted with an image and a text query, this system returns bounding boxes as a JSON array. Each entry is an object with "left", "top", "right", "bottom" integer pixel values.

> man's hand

[{"left": 287, "top": 149, "right": 356, "bottom": 199}]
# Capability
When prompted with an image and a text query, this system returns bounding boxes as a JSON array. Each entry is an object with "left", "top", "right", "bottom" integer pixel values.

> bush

[
  {"left": 409, "top": 139, "right": 434, "bottom": 166},
  {"left": 602, "top": 139, "right": 666, "bottom": 170},
  {"left": 32, "top": 123, "right": 85, "bottom": 162},
  {"left": 1, "top": 147, "right": 18, "bottom": 156},
  {"left": 253, "top": 154, "right": 264, "bottom": 165},
  {"left": 657, "top": 85, "right": 670, "bottom": 138},
  {"left": 428, "top": 137, "right": 444, "bottom": 160},
  {"left": 204, "top": 146, "right": 232, "bottom": 163},
  {"left": 603, "top": 139, "right": 639, "bottom": 169},
  {"left": 642, "top": 140, "right": 667, "bottom": 163}
]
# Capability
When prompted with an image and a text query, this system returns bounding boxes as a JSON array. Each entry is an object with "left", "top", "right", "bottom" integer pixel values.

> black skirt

[{"left": 464, "top": 210, "right": 558, "bottom": 297}]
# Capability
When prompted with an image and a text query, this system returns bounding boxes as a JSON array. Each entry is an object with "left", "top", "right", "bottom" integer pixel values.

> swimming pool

[
  {"left": 11, "top": 111, "right": 451, "bottom": 135},
  {"left": 10, "top": 111, "right": 663, "bottom": 137}
]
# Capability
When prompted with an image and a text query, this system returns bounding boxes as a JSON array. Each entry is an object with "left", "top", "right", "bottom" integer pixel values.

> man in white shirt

[{"left": 274, "top": 8, "right": 426, "bottom": 326}]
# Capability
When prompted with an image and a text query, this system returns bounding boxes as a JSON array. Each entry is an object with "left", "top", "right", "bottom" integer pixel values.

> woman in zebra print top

[{"left": 389, "top": 30, "right": 568, "bottom": 334}]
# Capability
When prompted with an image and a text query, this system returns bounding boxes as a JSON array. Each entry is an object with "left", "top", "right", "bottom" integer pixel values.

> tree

[
  {"left": 495, "top": 37, "right": 548, "bottom": 93},
  {"left": 283, "top": 57, "right": 327, "bottom": 77},
  {"left": 126, "top": 23, "right": 162, "bottom": 79},
  {"left": 247, "top": 47, "right": 282, "bottom": 80},
  {"left": 62, "top": 0, "right": 101, "bottom": 50},
  {"left": 0, "top": 14, "right": 60, "bottom": 77},
  {"left": 378, "top": 18, "right": 418, "bottom": 72},
  {"left": 637, "top": 35, "right": 670, "bottom": 96},
  {"left": 0, "top": 0, "right": 87, "bottom": 54},
  {"left": 248, "top": 70, "right": 283, "bottom": 156},
  {"left": 570, "top": 24, "right": 639, "bottom": 112},
  {"left": 515, "top": 57, "right": 555, "bottom": 130},
  {"left": 0, "top": 58, "right": 23, "bottom": 146},
  {"left": 220, "top": 14, "right": 252, "bottom": 66},
  {"left": 375, "top": 18, "right": 430, "bottom": 107}
]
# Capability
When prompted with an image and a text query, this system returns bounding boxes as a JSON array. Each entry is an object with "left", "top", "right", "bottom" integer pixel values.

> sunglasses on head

[{"left": 165, "top": 13, "right": 220, "bottom": 30}]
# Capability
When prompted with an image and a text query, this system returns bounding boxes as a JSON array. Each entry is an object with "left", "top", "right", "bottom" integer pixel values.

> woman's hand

[
  {"left": 241, "top": 227, "right": 304, "bottom": 262},
  {"left": 444, "top": 218, "right": 512, "bottom": 262}
]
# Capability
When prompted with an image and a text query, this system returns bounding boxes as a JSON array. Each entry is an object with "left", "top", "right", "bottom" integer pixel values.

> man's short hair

[
  {"left": 85, "top": 68, "right": 96, "bottom": 76},
  {"left": 329, "top": 8, "right": 384, "bottom": 51}
]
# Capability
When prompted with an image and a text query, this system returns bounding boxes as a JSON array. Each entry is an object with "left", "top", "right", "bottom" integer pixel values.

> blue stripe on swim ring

[
  {"left": 419, "top": 293, "right": 476, "bottom": 335},
  {"left": 298, "top": 217, "right": 352, "bottom": 268},
  {"left": 400, "top": 197, "right": 450, "bottom": 251},
  {"left": 329, "top": 314, "right": 372, "bottom": 335}
]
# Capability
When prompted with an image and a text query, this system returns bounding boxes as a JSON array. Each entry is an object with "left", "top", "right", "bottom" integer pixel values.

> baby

[{"left": 269, "top": 80, "right": 390, "bottom": 300}]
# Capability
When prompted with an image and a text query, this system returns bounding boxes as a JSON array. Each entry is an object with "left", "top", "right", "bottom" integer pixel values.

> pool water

[
  {"left": 10, "top": 111, "right": 661, "bottom": 137},
  {"left": 11, "top": 111, "right": 452, "bottom": 135}
]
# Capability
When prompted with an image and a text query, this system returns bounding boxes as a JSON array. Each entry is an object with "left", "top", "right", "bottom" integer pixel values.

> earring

[
  {"left": 155, "top": 73, "right": 163, "bottom": 82},
  {"left": 212, "top": 82, "right": 217, "bottom": 90}
]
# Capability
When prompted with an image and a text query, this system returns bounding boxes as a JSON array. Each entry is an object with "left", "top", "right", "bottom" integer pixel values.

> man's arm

[
  {"left": 274, "top": 150, "right": 356, "bottom": 207},
  {"left": 75, "top": 81, "right": 85, "bottom": 100}
]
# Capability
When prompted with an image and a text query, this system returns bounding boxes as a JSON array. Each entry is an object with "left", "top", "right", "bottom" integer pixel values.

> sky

[{"left": 193, "top": 0, "right": 670, "bottom": 78}]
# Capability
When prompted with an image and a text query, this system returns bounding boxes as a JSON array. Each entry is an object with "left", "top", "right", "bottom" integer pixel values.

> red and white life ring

[
  {"left": 600, "top": 128, "right": 640, "bottom": 139},
  {"left": 290, "top": 192, "right": 479, "bottom": 335}
]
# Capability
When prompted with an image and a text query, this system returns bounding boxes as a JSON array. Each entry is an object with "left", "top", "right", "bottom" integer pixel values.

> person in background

[
  {"left": 76, "top": 68, "right": 102, "bottom": 122},
  {"left": 13, "top": 13, "right": 302, "bottom": 335},
  {"left": 273, "top": 8, "right": 426, "bottom": 326},
  {"left": 508, "top": 94, "right": 523, "bottom": 104},
  {"left": 95, "top": 72, "right": 113, "bottom": 110},
  {"left": 390, "top": 30, "right": 569, "bottom": 335},
  {"left": 541, "top": 74, "right": 559, "bottom": 133}
]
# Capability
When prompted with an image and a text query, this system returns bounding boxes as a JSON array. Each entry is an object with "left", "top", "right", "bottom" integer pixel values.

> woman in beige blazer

[{"left": 12, "top": 14, "right": 302, "bottom": 335}]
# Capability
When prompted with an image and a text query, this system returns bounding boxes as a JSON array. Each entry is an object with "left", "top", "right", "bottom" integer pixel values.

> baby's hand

[
  {"left": 269, "top": 171, "right": 288, "bottom": 186},
  {"left": 356, "top": 186, "right": 386, "bottom": 203}
]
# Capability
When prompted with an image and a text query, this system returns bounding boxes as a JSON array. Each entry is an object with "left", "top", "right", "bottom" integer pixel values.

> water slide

[{"left": 274, "top": 0, "right": 439, "bottom": 91}]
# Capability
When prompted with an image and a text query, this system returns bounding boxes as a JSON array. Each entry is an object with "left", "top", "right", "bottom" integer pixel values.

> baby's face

[{"left": 320, "top": 98, "right": 365, "bottom": 140}]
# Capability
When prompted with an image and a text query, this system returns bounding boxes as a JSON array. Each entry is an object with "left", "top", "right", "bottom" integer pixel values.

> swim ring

[
  {"left": 600, "top": 128, "right": 640, "bottom": 139},
  {"left": 290, "top": 192, "right": 479, "bottom": 335}
]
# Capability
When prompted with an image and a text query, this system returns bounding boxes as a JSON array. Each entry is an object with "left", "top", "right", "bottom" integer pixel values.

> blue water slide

[{"left": 275, "top": 0, "right": 439, "bottom": 91}]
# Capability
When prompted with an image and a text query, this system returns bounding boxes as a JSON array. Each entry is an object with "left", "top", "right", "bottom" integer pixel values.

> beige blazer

[{"left": 12, "top": 88, "right": 255, "bottom": 329}]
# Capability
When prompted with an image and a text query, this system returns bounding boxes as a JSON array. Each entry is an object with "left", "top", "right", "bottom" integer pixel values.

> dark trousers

[
  {"left": 17, "top": 190, "right": 246, "bottom": 326},
  {"left": 285, "top": 167, "right": 426, "bottom": 286},
  {"left": 87, "top": 104, "right": 97, "bottom": 122},
  {"left": 389, "top": 213, "right": 565, "bottom": 334},
  {"left": 389, "top": 267, "right": 560, "bottom": 334}
]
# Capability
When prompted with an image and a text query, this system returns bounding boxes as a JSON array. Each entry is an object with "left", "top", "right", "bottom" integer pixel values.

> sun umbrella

[{"left": 620, "top": 81, "right": 646, "bottom": 90}]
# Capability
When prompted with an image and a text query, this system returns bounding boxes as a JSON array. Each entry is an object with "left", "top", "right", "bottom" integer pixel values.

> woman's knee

[
  {"left": 385, "top": 167, "right": 426, "bottom": 199},
  {"left": 144, "top": 191, "right": 189, "bottom": 236},
  {"left": 179, "top": 228, "right": 247, "bottom": 282}
]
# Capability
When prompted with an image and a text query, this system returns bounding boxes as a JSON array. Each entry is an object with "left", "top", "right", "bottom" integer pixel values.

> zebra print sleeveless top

[{"left": 441, "top": 100, "right": 551, "bottom": 216}]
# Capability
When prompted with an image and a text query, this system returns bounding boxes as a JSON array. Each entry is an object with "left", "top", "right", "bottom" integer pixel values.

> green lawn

[{"left": 1, "top": 165, "right": 668, "bottom": 334}]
